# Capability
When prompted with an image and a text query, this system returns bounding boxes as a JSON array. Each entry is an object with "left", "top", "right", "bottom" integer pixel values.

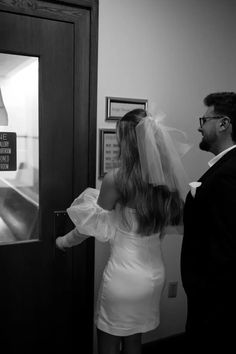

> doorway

[{"left": 0, "top": 1, "right": 98, "bottom": 353}]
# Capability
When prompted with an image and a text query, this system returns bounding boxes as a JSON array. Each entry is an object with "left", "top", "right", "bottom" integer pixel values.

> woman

[{"left": 56, "top": 109, "right": 186, "bottom": 354}]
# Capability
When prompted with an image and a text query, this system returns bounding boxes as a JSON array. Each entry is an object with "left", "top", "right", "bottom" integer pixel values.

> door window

[{"left": 0, "top": 53, "right": 39, "bottom": 243}]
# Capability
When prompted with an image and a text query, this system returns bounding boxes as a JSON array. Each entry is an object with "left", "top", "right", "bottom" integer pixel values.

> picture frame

[
  {"left": 105, "top": 96, "right": 148, "bottom": 121},
  {"left": 99, "top": 129, "right": 119, "bottom": 178}
]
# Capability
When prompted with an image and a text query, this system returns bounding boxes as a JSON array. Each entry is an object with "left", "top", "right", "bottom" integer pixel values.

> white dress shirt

[{"left": 208, "top": 145, "right": 236, "bottom": 167}]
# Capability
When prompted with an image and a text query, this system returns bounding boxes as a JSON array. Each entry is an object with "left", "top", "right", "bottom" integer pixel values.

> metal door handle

[{"left": 53, "top": 210, "right": 74, "bottom": 239}]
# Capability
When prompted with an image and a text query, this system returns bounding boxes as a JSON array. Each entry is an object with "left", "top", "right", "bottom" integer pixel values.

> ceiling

[{"left": 0, "top": 53, "right": 37, "bottom": 77}]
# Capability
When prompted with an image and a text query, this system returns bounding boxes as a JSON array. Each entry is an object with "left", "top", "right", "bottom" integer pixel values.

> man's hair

[{"left": 204, "top": 92, "right": 236, "bottom": 141}]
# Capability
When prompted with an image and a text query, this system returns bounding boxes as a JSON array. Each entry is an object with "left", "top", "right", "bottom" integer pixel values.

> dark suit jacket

[{"left": 181, "top": 147, "right": 236, "bottom": 333}]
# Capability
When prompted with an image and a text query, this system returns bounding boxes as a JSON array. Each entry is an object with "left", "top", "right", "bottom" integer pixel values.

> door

[{"left": 0, "top": 2, "right": 97, "bottom": 353}]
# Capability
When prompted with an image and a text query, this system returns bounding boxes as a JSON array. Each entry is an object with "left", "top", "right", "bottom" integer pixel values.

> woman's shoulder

[
  {"left": 103, "top": 168, "right": 118, "bottom": 184},
  {"left": 100, "top": 169, "right": 120, "bottom": 192},
  {"left": 97, "top": 169, "right": 120, "bottom": 210}
]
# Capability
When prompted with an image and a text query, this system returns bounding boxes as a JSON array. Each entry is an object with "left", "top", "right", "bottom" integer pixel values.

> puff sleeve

[{"left": 66, "top": 187, "right": 116, "bottom": 242}]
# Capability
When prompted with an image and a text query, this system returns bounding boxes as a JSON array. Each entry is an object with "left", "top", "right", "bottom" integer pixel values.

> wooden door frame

[
  {"left": 0, "top": 0, "right": 98, "bottom": 190},
  {"left": 0, "top": 1, "right": 98, "bottom": 352}
]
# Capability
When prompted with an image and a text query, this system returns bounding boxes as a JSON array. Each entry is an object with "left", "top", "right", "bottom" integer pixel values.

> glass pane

[{"left": 0, "top": 53, "right": 39, "bottom": 244}]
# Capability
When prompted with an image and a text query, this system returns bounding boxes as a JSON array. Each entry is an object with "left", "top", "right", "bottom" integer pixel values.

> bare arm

[{"left": 97, "top": 170, "right": 120, "bottom": 210}]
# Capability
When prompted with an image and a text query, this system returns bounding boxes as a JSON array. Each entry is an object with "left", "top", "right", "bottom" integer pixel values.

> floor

[{"left": 142, "top": 333, "right": 186, "bottom": 354}]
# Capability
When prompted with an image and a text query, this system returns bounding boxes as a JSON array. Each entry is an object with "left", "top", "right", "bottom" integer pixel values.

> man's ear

[{"left": 219, "top": 117, "right": 231, "bottom": 131}]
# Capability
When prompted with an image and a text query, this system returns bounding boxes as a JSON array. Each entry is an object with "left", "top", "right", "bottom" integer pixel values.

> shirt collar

[{"left": 208, "top": 145, "right": 236, "bottom": 167}]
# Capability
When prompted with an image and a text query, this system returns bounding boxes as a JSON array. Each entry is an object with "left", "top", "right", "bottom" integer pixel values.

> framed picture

[
  {"left": 105, "top": 96, "right": 148, "bottom": 121},
  {"left": 99, "top": 129, "right": 119, "bottom": 178}
]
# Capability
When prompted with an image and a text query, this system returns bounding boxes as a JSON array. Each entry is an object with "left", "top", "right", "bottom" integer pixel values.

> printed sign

[
  {"left": 99, "top": 129, "right": 120, "bottom": 177},
  {"left": 106, "top": 97, "right": 148, "bottom": 121},
  {"left": 0, "top": 132, "right": 17, "bottom": 171}
]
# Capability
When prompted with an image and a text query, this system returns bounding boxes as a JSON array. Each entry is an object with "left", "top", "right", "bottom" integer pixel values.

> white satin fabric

[{"left": 65, "top": 188, "right": 166, "bottom": 336}]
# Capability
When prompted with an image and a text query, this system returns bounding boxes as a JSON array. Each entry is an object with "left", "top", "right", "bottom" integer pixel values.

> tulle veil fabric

[{"left": 135, "top": 113, "right": 191, "bottom": 200}]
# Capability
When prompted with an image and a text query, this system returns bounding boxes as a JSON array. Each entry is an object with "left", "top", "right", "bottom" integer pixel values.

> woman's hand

[{"left": 56, "top": 236, "right": 66, "bottom": 251}]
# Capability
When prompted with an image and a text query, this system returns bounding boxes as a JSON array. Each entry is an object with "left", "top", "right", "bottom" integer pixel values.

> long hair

[{"left": 115, "top": 109, "right": 183, "bottom": 236}]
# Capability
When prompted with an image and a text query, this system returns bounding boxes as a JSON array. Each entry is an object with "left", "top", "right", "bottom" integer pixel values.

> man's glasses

[{"left": 199, "top": 116, "right": 226, "bottom": 128}]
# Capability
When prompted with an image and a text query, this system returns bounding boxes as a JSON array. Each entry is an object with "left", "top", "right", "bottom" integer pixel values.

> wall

[{"left": 95, "top": 0, "right": 236, "bottom": 347}]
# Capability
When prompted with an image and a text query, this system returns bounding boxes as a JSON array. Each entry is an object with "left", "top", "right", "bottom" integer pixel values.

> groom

[{"left": 181, "top": 92, "right": 236, "bottom": 351}]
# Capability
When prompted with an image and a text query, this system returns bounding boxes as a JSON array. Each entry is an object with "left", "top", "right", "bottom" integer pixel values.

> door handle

[
  {"left": 53, "top": 211, "right": 73, "bottom": 284},
  {"left": 53, "top": 210, "right": 74, "bottom": 239},
  {"left": 53, "top": 210, "right": 74, "bottom": 258}
]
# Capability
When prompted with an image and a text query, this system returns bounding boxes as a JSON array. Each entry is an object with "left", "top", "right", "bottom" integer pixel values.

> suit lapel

[
  {"left": 185, "top": 148, "right": 236, "bottom": 202},
  {"left": 199, "top": 147, "right": 236, "bottom": 183}
]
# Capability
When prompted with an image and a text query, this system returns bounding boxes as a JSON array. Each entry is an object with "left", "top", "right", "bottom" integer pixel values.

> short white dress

[{"left": 63, "top": 188, "right": 165, "bottom": 336}]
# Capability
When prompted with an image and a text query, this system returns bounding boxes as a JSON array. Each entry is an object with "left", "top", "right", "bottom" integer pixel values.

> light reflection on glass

[{"left": 0, "top": 53, "right": 39, "bottom": 244}]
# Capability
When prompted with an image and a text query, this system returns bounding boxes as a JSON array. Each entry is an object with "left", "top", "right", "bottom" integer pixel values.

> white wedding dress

[{"left": 61, "top": 188, "right": 165, "bottom": 336}]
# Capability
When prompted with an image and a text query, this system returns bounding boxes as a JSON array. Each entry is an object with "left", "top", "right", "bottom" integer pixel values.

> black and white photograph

[{"left": 0, "top": 1, "right": 235, "bottom": 353}]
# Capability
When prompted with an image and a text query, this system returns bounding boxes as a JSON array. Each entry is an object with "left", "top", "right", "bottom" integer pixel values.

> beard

[{"left": 199, "top": 137, "right": 211, "bottom": 151}]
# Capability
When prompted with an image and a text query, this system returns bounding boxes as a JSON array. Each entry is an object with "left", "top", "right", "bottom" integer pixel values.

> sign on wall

[
  {"left": 0, "top": 132, "right": 17, "bottom": 171},
  {"left": 99, "top": 129, "right": 119, "bottom": 178},
  {"left": 105, "top": 97, "right": 148, "bottom": 121}
]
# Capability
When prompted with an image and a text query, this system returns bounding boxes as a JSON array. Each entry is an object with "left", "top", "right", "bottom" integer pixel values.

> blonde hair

[{"left": 115, "top": 109, "right": 183, "bottom": 235}]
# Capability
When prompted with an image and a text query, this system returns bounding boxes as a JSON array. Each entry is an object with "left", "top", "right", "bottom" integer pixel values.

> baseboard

[{"left": 142, "top": 333, "right": 185, "bottom": 352}]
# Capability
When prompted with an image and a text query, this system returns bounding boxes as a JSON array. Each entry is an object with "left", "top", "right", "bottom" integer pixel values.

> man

[{"left": 181, "top": 92, "right": 236, "bottom": 351}]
